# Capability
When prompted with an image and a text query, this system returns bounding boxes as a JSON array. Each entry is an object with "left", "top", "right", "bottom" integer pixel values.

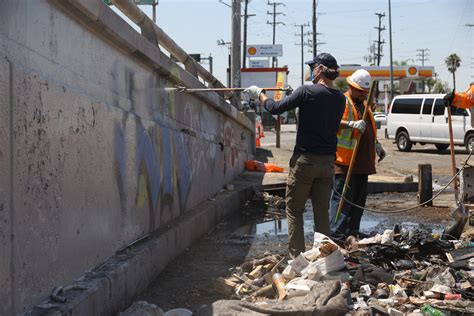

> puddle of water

[
  {"left": 359, "top": 220, "right": 380, "bottom": 231},
  {"left": 254, "top": 217, "right": 315, "bottom": 236},
  {"left": 255, "top": 219, "right": 288, "bottom": 236},
  {"left": 238, "top": 208, "right": 447, "bottom": 237}
]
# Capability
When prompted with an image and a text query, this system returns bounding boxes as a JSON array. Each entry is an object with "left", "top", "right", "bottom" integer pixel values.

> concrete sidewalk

[{"left": 28, "top": 175, "right": 264, "bottom": 315}]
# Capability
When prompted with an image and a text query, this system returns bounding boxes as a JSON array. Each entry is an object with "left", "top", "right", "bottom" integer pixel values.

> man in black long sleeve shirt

[{"left": 244, "top": 53, "right": 345, "bottom": 258}]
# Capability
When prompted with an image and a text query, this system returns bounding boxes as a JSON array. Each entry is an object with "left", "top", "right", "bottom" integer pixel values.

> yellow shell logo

[
  {"left": 248, "top": 47, "right": 257, "bottom": 55},
  {"left": 408, "top": 66, "right": 417, "bottom": 75}
]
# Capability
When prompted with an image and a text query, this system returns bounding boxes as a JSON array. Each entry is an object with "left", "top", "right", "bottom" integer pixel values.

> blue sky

[{"left": 118, "top": 0, "right": 473, "bottom": 91}]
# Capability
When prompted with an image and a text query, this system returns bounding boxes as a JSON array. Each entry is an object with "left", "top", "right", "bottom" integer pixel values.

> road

[{"left": 261, "top": 124, "right": 472, "bottom": 179}]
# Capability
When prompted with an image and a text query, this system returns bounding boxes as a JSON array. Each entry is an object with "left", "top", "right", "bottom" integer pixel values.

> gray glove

[
  {"left": 376, "top": 143, "right": 386, "bottom": 162},
  {"left": 347, "top": 120, "right": 367, "bottom": 133},
  {"left": 243, "top": 85, "right": 264, "bottom": 100}
]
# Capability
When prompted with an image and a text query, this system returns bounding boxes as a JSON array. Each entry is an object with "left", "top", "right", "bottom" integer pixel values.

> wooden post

[{"left": 418, "top": 164, "right": 432, "bottom": 206}]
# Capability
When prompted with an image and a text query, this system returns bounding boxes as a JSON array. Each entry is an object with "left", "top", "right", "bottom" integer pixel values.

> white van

[{"left": 386, "top": 94, "right": 474, "bottom": 152}]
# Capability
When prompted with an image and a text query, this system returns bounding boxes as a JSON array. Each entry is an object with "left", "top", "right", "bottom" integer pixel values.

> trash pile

[
  {"left": 211, "top": 228, "right": 474, "bottom": 315},
  {"left": 241, "top": 190, "right": 286, "bottom": 221}
]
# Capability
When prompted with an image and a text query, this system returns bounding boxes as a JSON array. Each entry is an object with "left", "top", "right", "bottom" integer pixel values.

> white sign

[
  {"left": 247, "top": 44, "right": 283, "bottom": 57},
  {"left": 249, "top": 59, "right": 270, "bottom": 68}
]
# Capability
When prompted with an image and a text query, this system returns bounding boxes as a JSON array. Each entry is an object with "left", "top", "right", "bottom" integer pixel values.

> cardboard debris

[{"left": 213, "top": 221, "right": 474, "bottom": 315}]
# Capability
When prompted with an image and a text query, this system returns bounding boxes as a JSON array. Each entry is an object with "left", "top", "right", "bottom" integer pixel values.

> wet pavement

[{"left": 135, "top": 190, "right": 456, "bottom": 312}]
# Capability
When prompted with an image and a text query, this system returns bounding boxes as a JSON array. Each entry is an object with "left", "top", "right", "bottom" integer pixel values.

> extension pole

[
  {"left": 169, "top": 86, "right": 290, "bottom": 93},
  {"left": 334, "top": 81, "right": 377, "bottom": 224},
  {"left": 447, "top": 98, "right": 459, "bottom": 202}
]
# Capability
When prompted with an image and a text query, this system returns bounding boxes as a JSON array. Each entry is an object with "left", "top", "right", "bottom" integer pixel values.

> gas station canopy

[{"left": 338, "top": 65, "right": 434, "bottom": 80}]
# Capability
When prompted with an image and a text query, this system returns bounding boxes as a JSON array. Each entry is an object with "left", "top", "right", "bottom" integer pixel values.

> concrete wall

[{"left": 0, "top": 0, "right": 253, "bottom": 314}]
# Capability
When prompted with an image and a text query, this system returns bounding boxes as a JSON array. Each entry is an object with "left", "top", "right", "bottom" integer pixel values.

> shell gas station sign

[{"left": 246, "top": 44, "right": 283, "bottom": 57}]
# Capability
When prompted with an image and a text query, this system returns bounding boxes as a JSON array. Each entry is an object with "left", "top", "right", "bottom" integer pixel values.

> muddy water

[
  {"left": 137, "top": 192, "right": 453, "bottom": 312},
  {"left": 252, "top": 212, "right": 446, "bottom": 237}
]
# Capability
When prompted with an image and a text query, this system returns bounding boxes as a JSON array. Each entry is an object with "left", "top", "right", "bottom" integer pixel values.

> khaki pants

[{"left": 286, "top": 154, "right": 334, "bottom": 258}]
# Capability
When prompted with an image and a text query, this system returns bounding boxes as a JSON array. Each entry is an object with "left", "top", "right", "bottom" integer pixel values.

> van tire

[
  {"left": 435, "top": 144, "right": 449, "bottom": 151},
  {"left": 465, "top": 134, "right": 474, "bottom": 152},
  {"left": 396, "top": 131, "right": 412, "bottom": 152}
]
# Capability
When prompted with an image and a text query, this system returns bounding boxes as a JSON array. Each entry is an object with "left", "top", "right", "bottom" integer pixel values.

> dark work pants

[
  {"left": 329, "top": 174, "right": 368, "bottom": 236},
  {"left": 286, "top": 154, "right": 334, "bottom": 258}
]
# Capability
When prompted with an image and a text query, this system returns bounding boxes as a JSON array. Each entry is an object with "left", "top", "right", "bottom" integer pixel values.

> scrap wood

[{"left": 214, "top": 277, "right": 237, "bottom": 296}]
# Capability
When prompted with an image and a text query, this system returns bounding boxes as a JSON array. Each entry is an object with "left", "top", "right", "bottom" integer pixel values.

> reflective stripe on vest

[
  {"left": 335, "top": 92, "right": 377, "bottom": 166},
  {"left": 337, "top": 97, "right": 357, "bottom": 150}
]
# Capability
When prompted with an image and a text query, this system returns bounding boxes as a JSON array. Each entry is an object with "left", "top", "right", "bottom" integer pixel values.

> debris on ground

[
  {"left": 241, "top": 190, "right": 286, "bottom": 221},
  {"left": 208, "top": 224, "right": 474, "bottom": 315}
]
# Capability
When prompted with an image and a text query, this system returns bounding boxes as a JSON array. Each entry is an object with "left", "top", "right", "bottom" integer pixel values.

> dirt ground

[{"left": 134, "top": 125, "right": 473, "bottom": 312}]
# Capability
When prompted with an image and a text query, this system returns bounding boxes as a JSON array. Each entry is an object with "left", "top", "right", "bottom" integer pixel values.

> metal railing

[{"left": 109, "top": 0, "right": 229, "bottom": 95}]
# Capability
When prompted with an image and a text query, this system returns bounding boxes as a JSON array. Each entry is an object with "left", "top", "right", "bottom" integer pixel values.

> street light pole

[{"left": 152, "top": 0, "right": 157, "bottom": 23}]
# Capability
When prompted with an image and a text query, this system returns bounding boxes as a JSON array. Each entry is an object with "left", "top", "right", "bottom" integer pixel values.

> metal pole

[
  {"left": 231, "top": 0, "right": 242, "bottom": 108},
  {"left": 312, "top": 0, "right": 317, "bottom": 55},
  {"left": 152, "top": 0, "right": 156, "bottom": 23},
  {"left": 209, "top": 54, "right": 213, "bottom": 75},
  {"left": 301, "top": 24, "right": 304, "bottom": 85},
  {"left": 272, "top": 3, "right": 276, "bottom": 68},
  {"left": 388, "top": 0, "right": 394, "bottom": 101},
  {"left": 243, "top": 0, "right": 249, "bottom": 68}
]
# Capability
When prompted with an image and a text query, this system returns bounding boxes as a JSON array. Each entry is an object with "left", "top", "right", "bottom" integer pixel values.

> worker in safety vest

[
  {"left": 328, "top": 69, "right": 386, "bottom": 236},
  {"left": 244, "top": 53, "right": 346, "bottom": 258},
  {"left": 444, "top": 83, "right": 474, "bottom": 109}
]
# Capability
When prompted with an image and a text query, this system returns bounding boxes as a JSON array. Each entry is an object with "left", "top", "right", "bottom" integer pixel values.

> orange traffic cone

[{"left": 256, "top": 137, "right": 261, "bottom": 147}]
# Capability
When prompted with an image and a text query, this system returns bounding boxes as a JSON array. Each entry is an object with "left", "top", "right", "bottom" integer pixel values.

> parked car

[
  {"left": 373, "top": 112, "right": 387, "bottom": 125},
  {"left": 386, "top": 94, "right": 473, "bottom": 152}
]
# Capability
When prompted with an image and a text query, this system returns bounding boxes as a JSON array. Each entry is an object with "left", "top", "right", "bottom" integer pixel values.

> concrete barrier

[
  {"left": 28, "top": 183, "right": 254, "bottom": 315},
  {"left": 0, "top": 0, "right": 254, "bottom": 314}
]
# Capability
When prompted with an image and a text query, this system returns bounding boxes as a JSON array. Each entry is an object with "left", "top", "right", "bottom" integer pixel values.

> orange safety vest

[
  {"left": 335, "top": 92, "right": 377, "bottom": 166},
  {"left": 452, "top": 84, "right": 474, "bottom": 109}
]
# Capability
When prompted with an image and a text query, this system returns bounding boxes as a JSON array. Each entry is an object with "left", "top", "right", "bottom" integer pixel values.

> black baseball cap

[{"left": 305, "top": 53, "right": 339, "bottom": 70}]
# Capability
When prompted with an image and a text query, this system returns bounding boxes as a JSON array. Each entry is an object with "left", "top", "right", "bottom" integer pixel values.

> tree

[
  {"left": 425, "top": 77, "right": 448, "bottom": 93},
  {"left": 445, "top": 53, "right": 461, "bottom": 90},
  {"left": 432, "top": 81, "right": 449, "bottom": 93},
  {"left": 393, "top": 60, "right": 409, "bottom": 66}
]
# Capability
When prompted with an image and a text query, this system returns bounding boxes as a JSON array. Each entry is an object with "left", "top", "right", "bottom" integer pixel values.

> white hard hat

[{"left": 347, "top": 69, "right": 372, "bottom": 91}]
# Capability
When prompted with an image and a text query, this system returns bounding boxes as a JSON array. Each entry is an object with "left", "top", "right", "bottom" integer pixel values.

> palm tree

[{"left": 445, "top": 53, "right": 461, "bottom": 90}]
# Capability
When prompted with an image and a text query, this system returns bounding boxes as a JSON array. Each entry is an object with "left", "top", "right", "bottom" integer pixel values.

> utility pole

[
  {"left": 295, "top": 23, "right": 310, "bottom": 85},
  {"left": 416, "top": 48, "right": 429, "bottom": 66},
  {"left": 267, "top": 1, "right": 285, "bottom": 148},
  {"left": 267, "top": 1, "right": 285, "bottom": 68},
  {"left": 242, "top": 0, "right": 255, "bottom": 68},
  {"left": 373, "top": 12, "right": 385, "bottom": 107},
  {"left": 312, "top": 0, "right": 317, "bottom": 55},
  {"left": 217, "top": 39, "right": 232, "bottom": 86},
  {"left": 231, "top": 0, "right": 242, "bottom": 108},
  {"left": 151, "top": 0, "right": 158, "bottom": 23},
  {"left": 374, "top": 12, "right": 386, "bottom": 66},
  {"left": 388, "top": 0, "right": 394, "bottom": 101},
  {"left": 200, "top": 54, "right": 213, "bottom": 75},
  {"left": 417, "top": 48, "right": 429, "bottom": 92}
]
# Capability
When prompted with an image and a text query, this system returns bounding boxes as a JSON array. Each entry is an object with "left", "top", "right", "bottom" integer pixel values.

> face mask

[{"left": 309, "top": 66, "right": 315, "bottom": 81}]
